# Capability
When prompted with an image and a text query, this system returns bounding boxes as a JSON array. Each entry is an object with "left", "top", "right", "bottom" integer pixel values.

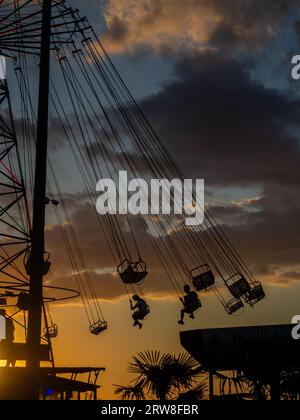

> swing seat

[
  {"left": 191, "top": 265, "right": 215, "bottom": 291},
  {"left": 142, "top": 304, "right": 151, "bottom": 318},
  {"left": 90, "top": 320, "right": 108, "bottom": 336},
  {"left": 225, "top": 298, "right": 244, "bottom": 315},
  {"left": 25, "top": 252, "right": 51, "bottom": 276},
  {"left": 186, "top": 291, "right": 202, "bottom": 313},
  {"left": 118, "top": 259, "right": 148, "bottom": 285},
  {"left": 44, "top": 324, "right": 58, "bottom": 339},
  {"left": 225, "top": 273, "right": 251, "bottom": 298},
  {"left": 244, "top": 282, "right": 265, "bottom": 305},
  {"left": 17, "top": 292, "right": 30, "bottom": 311}
]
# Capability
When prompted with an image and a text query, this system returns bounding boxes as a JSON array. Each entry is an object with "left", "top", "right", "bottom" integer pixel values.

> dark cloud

[
  {"left": 279, "top": 271, "right": 300, "bottom": 281},
  {"left": 141, "top": 51, "right": 300, "bottom": 188},
  {"left": 216, "top": 189, "right": 300, "bottom": 273},
  {"left": 207, "top": 0, "right": 300, "bottom": 49},
  {"left": 294, "top": 19, "right": 300, "bottom": 39}
]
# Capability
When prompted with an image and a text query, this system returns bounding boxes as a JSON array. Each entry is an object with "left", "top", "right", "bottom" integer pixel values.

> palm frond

[
  {"left": 177, "top": 383, "right": 207, "bottom": 401},
  {"left": 118, "top": 351, "right": 204, "bottom": 400},
  {"left": 114, "top": 382, "right": 145, "bottom": 400}
]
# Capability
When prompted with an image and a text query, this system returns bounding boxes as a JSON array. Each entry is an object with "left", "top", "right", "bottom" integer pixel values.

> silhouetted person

[
  {"left": 178, "top": 285, "right": 200, "bottom": 325},
  {"left": 130, "top": 295, "right": 149, "bottom": 330},
  {"left": 0, "top": 309, "right": 15, "bottom": 367}
]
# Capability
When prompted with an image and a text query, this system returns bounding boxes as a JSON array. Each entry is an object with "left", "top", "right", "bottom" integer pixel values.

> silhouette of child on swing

[
  {"left": 178, "top": 285, "right": 201, "bottom": 325},
  {"left": 130, "top": 295, "right": 149, "bottom": 330}
]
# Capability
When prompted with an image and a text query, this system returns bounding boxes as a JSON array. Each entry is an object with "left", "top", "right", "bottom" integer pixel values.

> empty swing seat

[
  {"left": 191, "top": 265, "right": 215, "bottom": 291},
  {"left": 244, "top": 282, "right": 265, "bottom": 305},
  {"left": 118, "top": 259, "right": 148, "bottom": 285},
  {"left": 44, "top": 324, "right": 58, "bottom": 339},
  {"left": 90, "top": 320, "right": 108, "bottom": 336},
  {"left": 226, "top": 273, "right": 251, "bottom": 299},
  {"left": 225, "top": 298, "right": 244, "bottom": 315}
]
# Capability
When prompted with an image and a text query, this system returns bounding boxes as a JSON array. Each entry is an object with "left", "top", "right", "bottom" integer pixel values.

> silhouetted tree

[{"left": 114, "top": 350, "right": 206, "bottom": 400}]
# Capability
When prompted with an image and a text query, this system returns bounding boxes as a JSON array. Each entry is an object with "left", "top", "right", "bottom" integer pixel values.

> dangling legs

[
  {"left": 178, "top": 308, "right": 196, "bottom": 324},
  {"left": 133, "top": 312, "right": 143, "bottom": 329},
  {"left": 178, "top": 309, "right": 186, "bottom": 325}
]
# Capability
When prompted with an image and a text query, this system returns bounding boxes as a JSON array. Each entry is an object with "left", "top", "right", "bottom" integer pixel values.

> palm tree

[{"left": 114, "top": 350, "right": 206, "bottom": 400}]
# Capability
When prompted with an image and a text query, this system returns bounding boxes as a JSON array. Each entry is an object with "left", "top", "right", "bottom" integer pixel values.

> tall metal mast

[{"left": 26, "top": 0, "right": 52, "bottom": 397}]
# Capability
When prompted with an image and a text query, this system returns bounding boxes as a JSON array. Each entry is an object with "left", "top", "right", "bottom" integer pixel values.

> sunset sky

[{"left": 2, "top": 0, "right": 300, "bottom": 399}]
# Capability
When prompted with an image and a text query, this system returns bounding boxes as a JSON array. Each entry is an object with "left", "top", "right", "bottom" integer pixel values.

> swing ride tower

[{"left": 26, "top": 0, "right": 51, "bottom": 384}]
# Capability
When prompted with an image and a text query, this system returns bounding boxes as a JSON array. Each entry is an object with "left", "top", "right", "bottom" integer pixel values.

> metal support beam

[{"left": 26, "top": 0, "right": 52, "bottom": 400}]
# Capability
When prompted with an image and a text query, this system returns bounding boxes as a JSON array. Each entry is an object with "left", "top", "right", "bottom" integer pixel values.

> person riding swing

[
  {"left": 130, "top": 295, "right": 149, "bottom": 330},
  {"left": 178, "top": 285, "right": 201, "bottom": 325}
]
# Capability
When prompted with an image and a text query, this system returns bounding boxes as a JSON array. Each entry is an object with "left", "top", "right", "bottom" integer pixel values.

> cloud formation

[
  {"left": 141, "top": 51, "right": 300, "bottom": 187},
  {"left": 101, "top": 0, "right": 299, "bottom": 54}
]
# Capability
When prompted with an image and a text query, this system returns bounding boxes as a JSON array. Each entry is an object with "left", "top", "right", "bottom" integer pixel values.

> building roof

[
  {"left": 0, "top": 366, "right": 105, "bottom": 399},
  {"left": 180, "top": 324, "right": 300, "bottom": 370}
]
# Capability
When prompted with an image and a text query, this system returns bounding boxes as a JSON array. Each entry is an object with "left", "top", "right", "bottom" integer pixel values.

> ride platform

[{"left": 0, "top": 366, "right": 105, "bottom": 400}]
